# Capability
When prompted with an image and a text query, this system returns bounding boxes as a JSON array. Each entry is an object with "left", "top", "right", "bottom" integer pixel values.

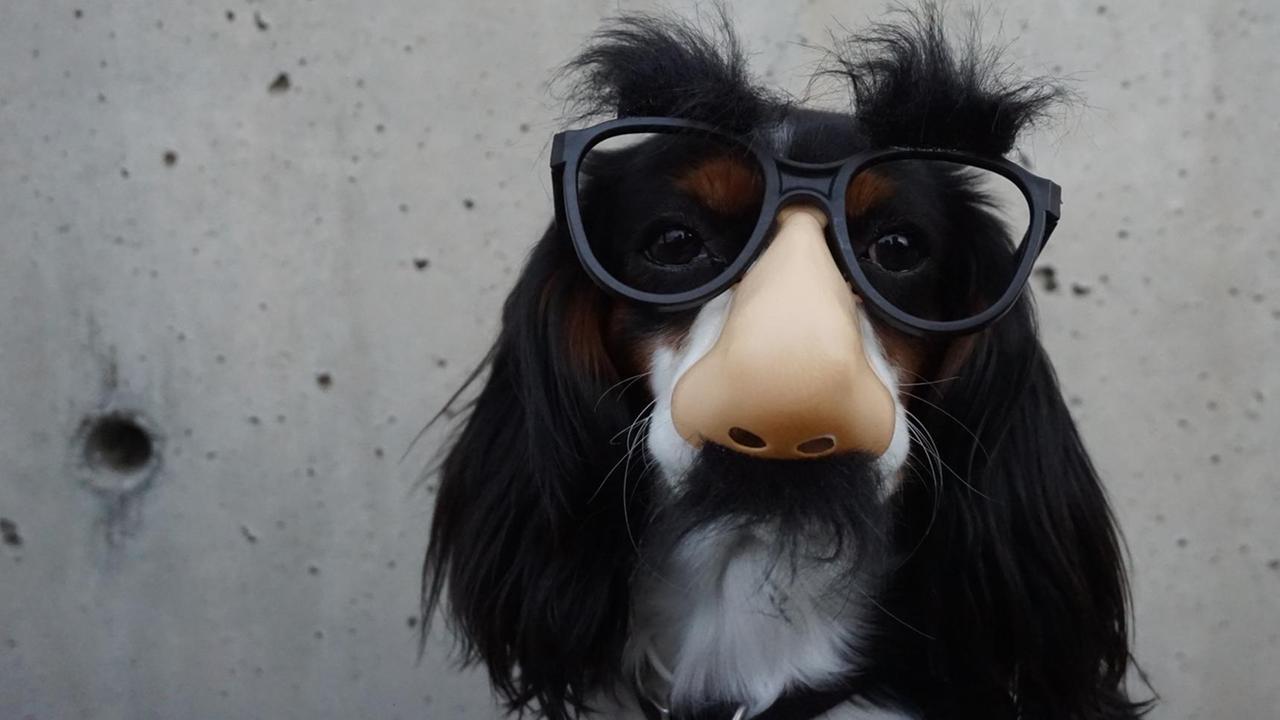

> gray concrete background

[{"left": 1, "top": 1, "right": 1276, "bottom": 718}]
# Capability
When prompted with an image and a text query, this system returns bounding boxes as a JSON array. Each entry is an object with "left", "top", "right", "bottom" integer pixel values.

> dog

[{"left": 423, "top": 7, "right": 1147, "bottom": 719}]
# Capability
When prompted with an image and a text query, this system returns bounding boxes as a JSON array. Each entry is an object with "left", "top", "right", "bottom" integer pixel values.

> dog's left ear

[
  {"left": 894, "top": 300, "right": 1147, "bottom": 717},
  {"left": 422, "top": 225, "right": 644, "bottom": 719}
]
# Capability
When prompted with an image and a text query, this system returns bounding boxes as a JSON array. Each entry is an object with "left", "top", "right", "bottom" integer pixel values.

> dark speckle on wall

[
  {"left": 268, "top": 72, "right": 291, "bottom": 94},
  {"left": 0, "top": 518, "right": 22, "bottom": 547},
  {"left": 1033, "top": 265, "right": 1059, "bottom": 293}
]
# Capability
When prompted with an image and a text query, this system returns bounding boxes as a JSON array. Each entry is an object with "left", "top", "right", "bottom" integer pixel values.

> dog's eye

[
  {"left": 645, "top": 226, "right": 710, "bottom": 266},
  {"left": 864, "top": 233, "right": 928, "bottom": 273}
]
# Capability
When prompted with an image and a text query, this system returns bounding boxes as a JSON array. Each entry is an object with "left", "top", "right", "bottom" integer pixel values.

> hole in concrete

[
  {"left": 727, "top": 426, "right": 766, "bottom": 449},
  {"left": 796, "top": 435, "right": 836, "bottom": 455},
  {"left": 83, "top": 414, "right": 153, "bottom": 474}
]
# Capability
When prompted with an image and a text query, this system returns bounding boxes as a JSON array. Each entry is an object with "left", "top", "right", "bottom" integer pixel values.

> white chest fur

[{"left": 624, "top": 525, "right": 872, "bottom": 716}]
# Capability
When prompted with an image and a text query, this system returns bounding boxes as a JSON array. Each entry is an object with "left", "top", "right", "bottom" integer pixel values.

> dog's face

[
  {"left": 425, "top": 8, "right": 1142, "bottom": 720},
  {"left": 583, "top": 112, "right": 1001, "bottom": 712},
  {"left": 610, "top": 113, "right": 947, "bottom": 481}
]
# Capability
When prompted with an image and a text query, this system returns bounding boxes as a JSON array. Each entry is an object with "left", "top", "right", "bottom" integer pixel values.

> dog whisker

[
  {"left": 901, "top": 390, "right": 991, "bottom": 462},
  {"left": 905, "top": 408, "right": 991, "bottom": 501},
  {"left": 898, "top": 375, "right": 961, "bottom": 388},
  {"left": 898, "top": 422, "right": 943, "bottom": 566},
  {"left": 896, "top": 365, "right": 962, "bottom": 389},
  {"left": 853, "top": 584, "right": 936, "bottom": 641},
  {"left": 620, "top": 408, "right": 657, "bottom": 554},
  {"left": 595, "top": 370, "right": 654, "bottom": 411},
  {"left": 591, "top": 399, "right": 658, "bottom": 504},
  {"left": 609, "top": 397, "right": 658, "bottom": 444}
]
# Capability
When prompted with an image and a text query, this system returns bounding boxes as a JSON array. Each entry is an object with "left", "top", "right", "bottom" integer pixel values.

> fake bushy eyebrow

[{"left": 565, "top": 8, "right": 1066, "bottom": 158}]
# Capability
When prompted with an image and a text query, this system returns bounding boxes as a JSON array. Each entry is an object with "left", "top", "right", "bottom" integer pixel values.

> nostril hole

[
  {"left": 796, "top": 436, "right": 836, "bottom": 455},
  {"left": 727, "top": 427, "right": 767, "bottom": 449}
]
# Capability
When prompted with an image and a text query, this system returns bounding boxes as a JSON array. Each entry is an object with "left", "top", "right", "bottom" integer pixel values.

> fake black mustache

[{"left": 641, "top": 444, "right": 895, "bottom": 574}]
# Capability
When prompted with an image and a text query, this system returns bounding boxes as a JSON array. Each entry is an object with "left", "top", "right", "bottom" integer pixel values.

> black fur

[
  {"left": 422, "top": 228, "right": 652, "bottom": 715},
  {"left": 424, "top": 6, "right": 1148, "bottom": 719},
  {"left": 858, "top": 299, "right": 1150, "bottom": 718}
]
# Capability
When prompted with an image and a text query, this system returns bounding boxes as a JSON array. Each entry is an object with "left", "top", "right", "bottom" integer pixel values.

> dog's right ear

[
  {"left": 891, "top": 296, "right": 1149, "bottom": 718},
  {"left": 422, "top": 223, "right": 645, "bottom": 720}
]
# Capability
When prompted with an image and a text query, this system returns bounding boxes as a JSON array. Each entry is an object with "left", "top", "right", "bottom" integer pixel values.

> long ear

[
  {"left": 894, "top": 297, "right": 1150, "bottom": 718},
  {"left": 422, "top": 224, "right": 646, "bottom": 719}
]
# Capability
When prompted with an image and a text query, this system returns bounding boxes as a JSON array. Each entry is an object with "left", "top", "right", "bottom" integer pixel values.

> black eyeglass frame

[{"left": 550, "top": 116, "right": 1061, "bottom": 337}]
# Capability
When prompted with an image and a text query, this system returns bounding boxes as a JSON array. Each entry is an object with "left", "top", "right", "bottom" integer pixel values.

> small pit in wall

[{"left": 77, "top": 411, "right": 162, "bottom": 493}]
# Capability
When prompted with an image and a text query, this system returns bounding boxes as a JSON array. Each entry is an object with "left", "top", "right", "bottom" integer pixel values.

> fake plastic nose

[{"left": 670, "top": 206, "right": 895, "bottom": 460}]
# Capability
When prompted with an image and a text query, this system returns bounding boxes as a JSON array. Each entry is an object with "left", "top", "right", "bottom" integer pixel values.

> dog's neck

[{"left": 624, "top": 524, "right": 872, "bottom": 716}]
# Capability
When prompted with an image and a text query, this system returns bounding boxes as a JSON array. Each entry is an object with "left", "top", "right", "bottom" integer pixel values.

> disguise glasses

[{"left": 551, "top": 117, "right": 1061, "bottom": 337}]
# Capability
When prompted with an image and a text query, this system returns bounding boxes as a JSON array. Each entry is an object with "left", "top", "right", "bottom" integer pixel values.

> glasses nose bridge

[{"left": 774, "top": 160, "right": 844, "bottom": 213}]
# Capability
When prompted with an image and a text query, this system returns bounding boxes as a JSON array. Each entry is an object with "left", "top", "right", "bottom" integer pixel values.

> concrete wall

[{"left": 1, "top": 1, "right": 1276, "bottom": 718}]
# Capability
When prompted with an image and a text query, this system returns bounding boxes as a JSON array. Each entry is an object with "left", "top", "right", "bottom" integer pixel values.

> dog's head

[{"left": 425, "top": 8, "right": 1141, "bottom": 720}]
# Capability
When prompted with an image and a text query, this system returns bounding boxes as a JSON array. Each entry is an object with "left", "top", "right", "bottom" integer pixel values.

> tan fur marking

[
  {"left": 541, "top": 269, "right": 614, "bottom": 379},
  {"left": 675, "top": 156, "right": 764, "bottom": 216},
  {"left": 846, "top": 170, "right": 895, "bottom": 217}
]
